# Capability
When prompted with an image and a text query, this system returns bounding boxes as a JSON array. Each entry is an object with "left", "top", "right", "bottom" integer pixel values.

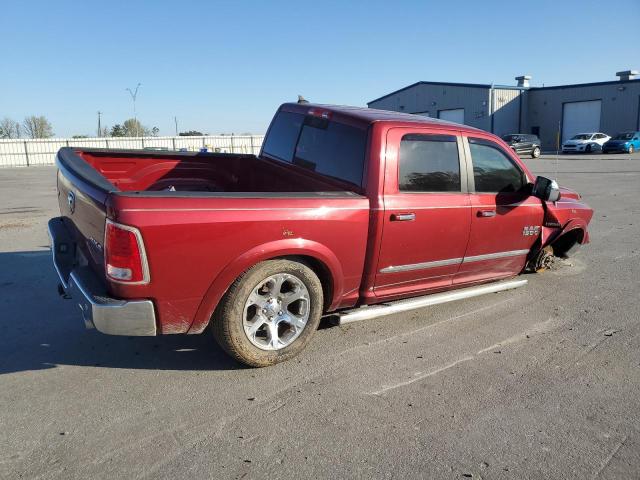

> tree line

[
  {"left": 0, "top": 116, "right": 53, "bottom": 139},
  {"left": 0, "top": 116, "right": 168, "bottom": 139}
]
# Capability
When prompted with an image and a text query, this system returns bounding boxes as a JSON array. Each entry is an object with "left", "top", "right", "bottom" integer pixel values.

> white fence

[{"left": 0, "top": 135, "right": 265, "bottom": 168}]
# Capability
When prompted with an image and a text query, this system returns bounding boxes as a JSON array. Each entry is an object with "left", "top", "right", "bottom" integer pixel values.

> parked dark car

[
  {"left": 502, "top": 134, "right": 541, "bottom": 158},
  {"left": 602, "top": 131, "right": 640, "bottom": 154}
]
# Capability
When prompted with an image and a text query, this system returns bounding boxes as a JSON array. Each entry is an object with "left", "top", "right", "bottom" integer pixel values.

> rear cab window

[{"left": 261, "top": 109, "right": 368, "bottom": 189}]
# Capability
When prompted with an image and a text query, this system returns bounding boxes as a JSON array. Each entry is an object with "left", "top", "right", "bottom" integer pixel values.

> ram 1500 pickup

[{"left": 49, "top": 103, "right": 593, "bottom": 366}]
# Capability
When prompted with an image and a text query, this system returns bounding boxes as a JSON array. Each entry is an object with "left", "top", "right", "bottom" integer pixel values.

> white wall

[{"left": 0, "top": 135, "right": 265, "bottom": 168}]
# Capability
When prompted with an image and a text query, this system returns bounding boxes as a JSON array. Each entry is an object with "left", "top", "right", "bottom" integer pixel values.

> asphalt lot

[{"left": 1, "top": 152, "right": 639, "bottom": 479}]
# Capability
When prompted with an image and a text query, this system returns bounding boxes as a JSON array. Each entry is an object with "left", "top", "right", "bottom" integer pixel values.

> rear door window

[
  {"left": 398, "top": 134, "right": 461, "bottom": 192},
  {"left": 468, "top": 138, "right": 525, "bottom": 193}
]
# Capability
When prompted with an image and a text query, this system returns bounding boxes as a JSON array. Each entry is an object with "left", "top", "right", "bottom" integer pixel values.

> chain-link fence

[{"left": 0, "top": 135, "right": 265, "bottom": 167}]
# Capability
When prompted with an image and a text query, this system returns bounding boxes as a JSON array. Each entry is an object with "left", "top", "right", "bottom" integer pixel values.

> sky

[{"left": 1, "top": 0, "right": 638, "bottom": 138}]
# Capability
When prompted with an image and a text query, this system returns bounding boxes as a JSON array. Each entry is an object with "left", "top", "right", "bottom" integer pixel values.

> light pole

[
  {"left": 125, "top": 83, "right": 142, "bottom": 136},
  {"left": 97, "top": 111, "right": 102, "bottom": 137}
]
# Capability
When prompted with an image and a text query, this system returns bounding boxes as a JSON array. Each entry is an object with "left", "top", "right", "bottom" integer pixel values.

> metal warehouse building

[{"left": 367, "top": 70, "right": 640, "bottom": 151}]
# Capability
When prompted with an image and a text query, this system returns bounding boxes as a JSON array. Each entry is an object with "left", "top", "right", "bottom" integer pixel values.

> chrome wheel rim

[{"left": 243, "top": 273, "right": 310, "bottom": 350}]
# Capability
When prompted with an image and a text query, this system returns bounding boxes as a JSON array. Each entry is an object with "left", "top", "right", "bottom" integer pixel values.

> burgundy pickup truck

[{"left": 49, "top": 103, "right": 593, "bottom": 366}]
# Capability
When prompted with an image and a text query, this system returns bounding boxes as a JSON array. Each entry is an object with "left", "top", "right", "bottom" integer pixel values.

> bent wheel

[
  {"left": 212, "top": 259, "right": 323, "bottom": 367},
  {"left": 533, "top": 245, "right": 554, "bottom": 272}
]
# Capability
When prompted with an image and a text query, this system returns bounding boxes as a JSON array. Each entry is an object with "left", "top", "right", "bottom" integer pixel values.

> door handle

[
  {"left": 391, "top": 213, "right": 416, "bottom": 222},
  {"left": 477, "top": 209, "right": 496, "bottom": 218}
]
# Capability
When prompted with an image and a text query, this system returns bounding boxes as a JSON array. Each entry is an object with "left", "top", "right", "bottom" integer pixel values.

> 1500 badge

[{"left": 523, "top": 225, "right": 541, "bottom": 236}]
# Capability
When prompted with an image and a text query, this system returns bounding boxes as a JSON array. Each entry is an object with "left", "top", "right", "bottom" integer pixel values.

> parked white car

[{"left": 562, "top": 132, "right": 611, "bottom": 153}]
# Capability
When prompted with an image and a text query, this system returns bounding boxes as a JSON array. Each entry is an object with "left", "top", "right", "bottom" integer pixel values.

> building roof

[
  {"left": 367, "top": 81, "right": 526, "bottom": 105},
  {"left": 368, "top": 78, "right": 640, "bottom": 104}
]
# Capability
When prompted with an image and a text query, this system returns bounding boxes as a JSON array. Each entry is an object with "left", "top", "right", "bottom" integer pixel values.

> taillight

[{"left": 104, "top": 220, "right": 149, "bottom": 284}]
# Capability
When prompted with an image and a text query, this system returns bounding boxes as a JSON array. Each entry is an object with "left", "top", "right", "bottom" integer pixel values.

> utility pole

[
  {"left": 97, "top": 111, "right": 102, "bottom": 137},
  {"left": 174, "top": 116, "right": 178, "bottom": 136},
  {"left": 125, "top": 83, "right": 142, "bottom": 136}
]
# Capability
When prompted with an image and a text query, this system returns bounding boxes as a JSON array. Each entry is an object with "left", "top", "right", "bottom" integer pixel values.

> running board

[{"left": 337, "top": 279, "right": 528, "bottom": 325}]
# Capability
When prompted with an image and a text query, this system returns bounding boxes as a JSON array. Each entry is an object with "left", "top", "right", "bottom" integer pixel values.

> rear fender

[{"left": 188, "top": 239, "right": 344, "bottom": 334}]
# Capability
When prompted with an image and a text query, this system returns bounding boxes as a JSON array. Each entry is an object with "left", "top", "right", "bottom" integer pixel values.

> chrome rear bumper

[{"left": 48, "top": 217, "right": 157, "bottom": 336}]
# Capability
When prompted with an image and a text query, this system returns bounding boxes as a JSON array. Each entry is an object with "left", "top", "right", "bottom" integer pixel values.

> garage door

[
  {"left": 562, "top": 100, "right": 601, "bottom": 143},
  {"left": 438, "top": 108, "right": 465, "bottom": 125}
]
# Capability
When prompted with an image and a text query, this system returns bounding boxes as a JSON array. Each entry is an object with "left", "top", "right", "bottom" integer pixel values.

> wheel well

[
  {"left": 551, "top": 228, "right": 584, "bottom": 258},
  {"left": 278, "top": 255, "right": 333, "bottom": 310}
]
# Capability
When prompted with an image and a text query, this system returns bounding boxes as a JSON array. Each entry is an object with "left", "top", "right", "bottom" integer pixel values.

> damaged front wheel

[{"left": 527, "top": 245, "right": 554, "bottom": 273}]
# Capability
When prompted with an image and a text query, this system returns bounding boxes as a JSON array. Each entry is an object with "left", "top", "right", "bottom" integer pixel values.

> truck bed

[{"left": 59, "top": 148, "right": 361, "bottom": 195}]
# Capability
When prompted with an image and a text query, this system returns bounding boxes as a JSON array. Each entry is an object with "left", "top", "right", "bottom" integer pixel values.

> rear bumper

[{"left": 48, "top": 217, "right": 157, "bottom": 336}]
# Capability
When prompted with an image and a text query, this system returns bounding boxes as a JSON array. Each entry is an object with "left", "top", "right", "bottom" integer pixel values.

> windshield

[
  {"left": 502, "top": 135, "right": 517, "bottom": 142},
  {"left": 571, "top": 134, "right": 592, "bottom": 140},
  {"left": 614, "top": 133, "right": 633, "bottom": 140}
]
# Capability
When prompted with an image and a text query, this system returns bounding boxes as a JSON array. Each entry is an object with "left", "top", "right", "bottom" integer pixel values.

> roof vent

[
  {"left": 515, "top": 75, "right": 531, "bottom": 88},
  {"left": 616, "top": 70, "right": 638, "bottom": 81}
]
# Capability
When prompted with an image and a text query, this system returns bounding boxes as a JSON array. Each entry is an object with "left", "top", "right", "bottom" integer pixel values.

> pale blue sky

[{"left": 1, "top": 0, "right": 638, "bottom": 137}]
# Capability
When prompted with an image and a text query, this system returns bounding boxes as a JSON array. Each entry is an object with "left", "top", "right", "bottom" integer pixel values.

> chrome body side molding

[{"left": 379, "top": 249, "right": 530, "bottom": 274}]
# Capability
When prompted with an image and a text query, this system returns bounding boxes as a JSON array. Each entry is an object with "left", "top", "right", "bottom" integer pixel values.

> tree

[
  {"left": 110, "top": 124, "right": 126, "bottom": 137},
  {"left": 111, "top": 119, "right": 156, "bottom": 137},
  {"left": 0, "top": 118, "right": 21, "bottom": 138},
  {"left": 179, "top": 130, "right": 204, "bottom": 136},
  {"left": 22, "top": 115, "right": 53, "bottom": 138},
  {"left": 123, "top": 118, "right": 144, "bottom": 137}
]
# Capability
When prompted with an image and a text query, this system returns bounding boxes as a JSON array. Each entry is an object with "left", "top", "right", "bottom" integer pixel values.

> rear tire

[
  {"left": 531, "top": 146, "right": 541, "bottom": 158},
  {"left": 211, "top": 259, "right": 323, "bottom": 367}
]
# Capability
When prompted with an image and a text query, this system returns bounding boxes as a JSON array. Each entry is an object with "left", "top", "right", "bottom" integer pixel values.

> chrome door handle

[
  {"left": 391, "top": 213, "right": 416, "bottom": 222},
  {"left": 477, "top": 210, "right": 496, "bottom": 218}
]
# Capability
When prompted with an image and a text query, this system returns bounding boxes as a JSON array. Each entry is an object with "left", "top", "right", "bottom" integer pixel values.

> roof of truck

[{"left": 281, "top": 102, "right": 484, "bottom": 133}]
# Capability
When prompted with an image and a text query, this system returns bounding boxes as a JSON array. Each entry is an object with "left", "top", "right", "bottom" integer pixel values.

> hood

[
  {"left": 563, "top": 139, "right": 587, "bottom": 145},
  {"left": 605, "top": 139, "right": 628, "bottom": 145}
]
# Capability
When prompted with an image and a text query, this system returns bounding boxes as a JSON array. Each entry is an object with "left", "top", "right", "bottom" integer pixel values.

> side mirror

[{"left": 532, "top": 176, "right": 561, "bottom": 202}]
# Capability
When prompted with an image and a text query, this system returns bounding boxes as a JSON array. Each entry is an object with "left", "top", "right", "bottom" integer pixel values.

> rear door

[
  {"left": 455, "top": 135, "right": 544, "bottom": 284},
  {"left": 374, "top": 127, "right": 471, "bottom": 299}
]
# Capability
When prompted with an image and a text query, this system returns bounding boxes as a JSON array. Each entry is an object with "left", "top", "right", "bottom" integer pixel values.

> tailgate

[{"left": 56, "top": 150, "right": 113, "bottom": 279}]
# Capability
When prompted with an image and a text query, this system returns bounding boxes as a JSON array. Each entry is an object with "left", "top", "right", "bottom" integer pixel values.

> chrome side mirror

[{"left": 532, "top": 176, "right": 561, "bottom": 202}]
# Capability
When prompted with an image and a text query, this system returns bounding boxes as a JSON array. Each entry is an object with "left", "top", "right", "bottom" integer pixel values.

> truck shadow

[{"left": 0, "top": 250, "right": 243, "bottom": 375}]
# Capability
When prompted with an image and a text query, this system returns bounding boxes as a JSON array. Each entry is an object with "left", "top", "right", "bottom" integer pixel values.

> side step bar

[{"left": 337, "top": 279, "right": 528, "bottom": 325}]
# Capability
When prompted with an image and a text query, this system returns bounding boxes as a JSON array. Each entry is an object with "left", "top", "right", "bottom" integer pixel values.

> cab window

[
  {"left": 398, "top": 134, "right": 461, "bottom": 192},
  {"left": 468, "top": 138, "right": 525, "bottom": 193}
]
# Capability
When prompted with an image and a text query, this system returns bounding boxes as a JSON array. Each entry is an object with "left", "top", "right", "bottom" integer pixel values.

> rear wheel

[
  {"left": 531, "top": 146, "right": 541, "bottom": 158},
  {"left": 211, "top": 259, "right": 323, "bottom": 367}
]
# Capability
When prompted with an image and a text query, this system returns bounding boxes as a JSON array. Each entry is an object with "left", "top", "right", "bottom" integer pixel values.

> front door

[
  {"left": 454, "top": 135, "right": 544, "bottom": 284},
  {"left": 374, "top": 127, "right": 471, "bottom": 299}
]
